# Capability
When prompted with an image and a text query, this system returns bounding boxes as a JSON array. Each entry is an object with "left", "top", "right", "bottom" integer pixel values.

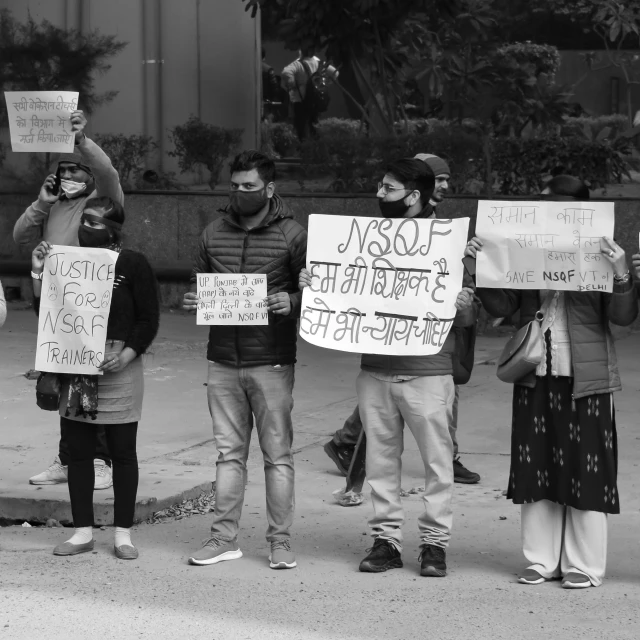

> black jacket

[{"left": 190, "top": 195, "right": 307, "bottom": 367}]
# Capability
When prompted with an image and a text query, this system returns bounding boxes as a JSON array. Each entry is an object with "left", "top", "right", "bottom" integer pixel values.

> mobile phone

[{"left": 50, "top": 175, "right": 61, "bottom": 196}]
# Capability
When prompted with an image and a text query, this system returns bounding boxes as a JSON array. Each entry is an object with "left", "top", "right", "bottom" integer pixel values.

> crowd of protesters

[{"left": 4, "top": 108, "right": 640, "bottom": 591}]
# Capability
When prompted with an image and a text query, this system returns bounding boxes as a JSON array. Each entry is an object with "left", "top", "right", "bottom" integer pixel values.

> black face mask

[
  {"left": 378, "top": 194, "right": 411, "bottom": 219},
  {"left": 78, "top": 225, "right": 112, "bottom": 248},
  {"left": 229, "top": 189, "right": 269, "bottom": 217}
]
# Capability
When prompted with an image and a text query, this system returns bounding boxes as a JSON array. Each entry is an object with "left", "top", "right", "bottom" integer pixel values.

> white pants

[{"left": 522, "top": 500, "right": 607, "bottom": 587}]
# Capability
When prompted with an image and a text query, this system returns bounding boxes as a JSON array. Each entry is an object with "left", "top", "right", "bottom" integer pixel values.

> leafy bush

[
  {"left": 487, "top": 134, "right": 636, "bottom": 195},
  {"left": 94, "top": 133, "right": 157, "bottom": 188},
  {"left": 261, "top": 121, "right": 298, "bottom": 158},
  {"left": 168, "top": 116, "right": 243, "bottom": 189},
  {"left": 316, "top": 118, "right": 365, "bottom": 137},
  {"left": 562, "top": 115, "right": 630, "bottom": 141}
]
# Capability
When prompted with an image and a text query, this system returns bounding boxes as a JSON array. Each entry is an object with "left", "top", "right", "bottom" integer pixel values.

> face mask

[
  {"left": 229, "top": 189, "right": 269, "bottom": 217},
  {"left": 78, "top": 225, "right": 112, "bottom": 248},
  {"left": 378, "top": 194, "right": 411, "bottom": 219},
  {"left": 60, "top": 179, "right": 87, "bottom": 198}
]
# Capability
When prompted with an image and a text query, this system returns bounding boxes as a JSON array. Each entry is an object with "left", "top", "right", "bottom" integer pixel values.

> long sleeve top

[
  {"left": 13, "top": 136, "right": 124, "bottom": 247},
  {"left": 281, "top": 56, "right": 339, "bottom": 103},
  {"left": 35, "top": 250, "right": 160, "bottom": 356}
]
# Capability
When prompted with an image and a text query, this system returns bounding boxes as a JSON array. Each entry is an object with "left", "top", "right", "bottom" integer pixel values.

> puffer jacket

[
  {"left": 478, "top": 282, "right": 638, "bottom": 399},
  {"left": 190, "top": 195, "right": 307, "bottom": 367}
]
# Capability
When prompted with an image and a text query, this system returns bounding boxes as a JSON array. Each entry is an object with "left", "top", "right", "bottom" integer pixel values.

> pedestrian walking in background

[
  {"left": 325, "top": 153, "right": 481, "bottom": 485},
  {"left": 14, "top": 109, "right": 124, "bottom": 491},
  {"left": 31, "top": 197, "right": 159, "bottom": 560},
  {"left": 467, "top": 175, "right": 638, "bottom": 589},
  {"left": 281, "top": 48, "right": 338, "bottom": 141},
  {"left": 183, "top": 151, "right": 306, "bottom": 570}
]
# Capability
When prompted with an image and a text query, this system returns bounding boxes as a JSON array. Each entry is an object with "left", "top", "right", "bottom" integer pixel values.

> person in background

[
  {"left": 31, "top": 197, "right": 159, "bottom": 559},
  {"left": 0, "top": 280, "right": 6, "bottom": 329},
  {"left": 183, "top": 151, "right": 306, "bottom": 570},
  {"left": 467, "top": 175, "right": 638, "bottom": 589},
  {"left": 262, "top": 47, "right": 280, "bottom": 119},
  {"left": 324, "top": 154, "right": 481, "bottom": 485},
  {"left": 281, "top": 48, "right": 338, "bottom": 141},
  {"left": 14, "top": 110, "right": 123, "bottom": 491}
]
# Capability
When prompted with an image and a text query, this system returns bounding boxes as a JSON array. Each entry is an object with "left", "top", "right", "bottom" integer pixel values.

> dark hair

[
  {"left": 545, "top": 175, "right": 590, "bottom": 200},
  {"left": 83, "top": 196, "right": 125, "bottom": 245},
  {"left": 385, "top": 158, "right": 435, "bottom": 205},
  {"left": 230, "top": 150, "right": 276, "bottom": 184}
]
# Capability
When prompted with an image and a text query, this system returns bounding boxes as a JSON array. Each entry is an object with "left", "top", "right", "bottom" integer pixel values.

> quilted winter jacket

[
  {"left": 190, "top": 195, "right": 307, "bottom": 367},
  {"left": 478, "top": 282, "right": 638, "bottom": 399}
]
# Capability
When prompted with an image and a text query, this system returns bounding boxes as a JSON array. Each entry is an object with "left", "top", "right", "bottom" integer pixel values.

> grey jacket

[{"left": 478, "top": 281, "right": 638, "bottom": 399}]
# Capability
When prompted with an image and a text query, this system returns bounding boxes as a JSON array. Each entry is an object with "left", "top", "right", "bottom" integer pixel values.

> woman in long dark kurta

[{"left": 467, "top": 176, "right": 638, "bottom": 589}]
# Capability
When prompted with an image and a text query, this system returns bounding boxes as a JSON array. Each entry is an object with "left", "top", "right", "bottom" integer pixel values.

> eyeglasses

[{"left": 377, "top": 182, "right": 410, "bottom": 195}]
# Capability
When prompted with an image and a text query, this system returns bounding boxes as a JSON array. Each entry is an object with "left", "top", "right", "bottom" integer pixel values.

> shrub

[
  {"left": 316, "top": 118, "right": 365, "bottom": 138},
  {"left": 487, "top": 134, "right": 636, "bottom": 195},
  {"left": 261, "top": 121, "right": 298, "bottom": 158},
  {"left": 562, "top": 114, "right": 630, "bottom": 141},
  {"left": 168, "top": 116, "right": 243, "bottom": 189},
  {"left": 94, "top": 133, "right": 157, "bottom": 188}
]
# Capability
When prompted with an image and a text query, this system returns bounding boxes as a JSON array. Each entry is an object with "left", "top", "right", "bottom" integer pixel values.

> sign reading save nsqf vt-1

[
  {"left": 476, "top": 200, "right": 615, "bottom": 292},
  {"left": 35, "top": 246, "right": 118, "bottom": 375},
  {"left": 300, "top": 214, "right": 470, "bottom": 356}
]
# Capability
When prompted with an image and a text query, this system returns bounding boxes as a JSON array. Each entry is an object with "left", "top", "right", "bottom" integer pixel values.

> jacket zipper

[{"left": 235, "top": 231, "right": 250, "bottom": 367}]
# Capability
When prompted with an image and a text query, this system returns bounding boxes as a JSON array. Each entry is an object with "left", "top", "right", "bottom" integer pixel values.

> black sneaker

[
  {"left": 359, "top": 538, "right": 403, "bottom": 573},
  {"left": 453, "top": 457, "right": 480, "bottom": 484},
  {"left": 323, "top": 440, "right": 354, "bottom": 477},
  {"left": 419, "top": 544, "right": 447, "bottom": 577}
]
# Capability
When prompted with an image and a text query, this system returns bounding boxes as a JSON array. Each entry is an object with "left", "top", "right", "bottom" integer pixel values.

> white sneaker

[
  {"left": 94, "top": 460, "right": 113, "bottom": 490},
  {"left": 29, "top": 457, "right": 68, "bottom": 485}
]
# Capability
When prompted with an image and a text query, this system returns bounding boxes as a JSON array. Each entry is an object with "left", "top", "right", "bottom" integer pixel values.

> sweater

[
  {"left": 35, "top": 250, "right": 160, "bottom": 356},
  {"left": 190, "top": 195, "right": 307, "bottom": 367},
  {"left": 13, "top": 136, "right": 124, "bottom": 247}
]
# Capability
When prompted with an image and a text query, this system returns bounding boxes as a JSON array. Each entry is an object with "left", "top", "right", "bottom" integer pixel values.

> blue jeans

[{"left": 207, "top": 361, "right": 295, "bottom": 543}]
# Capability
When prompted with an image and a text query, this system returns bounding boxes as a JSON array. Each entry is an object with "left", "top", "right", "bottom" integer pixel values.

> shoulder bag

[{"left": 496, "top": 311, "right": 544, "bottom": 383}]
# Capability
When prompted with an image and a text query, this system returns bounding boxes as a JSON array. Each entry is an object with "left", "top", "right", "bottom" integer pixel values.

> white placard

[
  {"left": 5, "top": 91, "right": 79, "bottom": 152},
  {"left": 35, "top": 246, "right": 118, "bottom": 374},
  {"left": 300, "top": 214, "right": 470, "bottom": 356},
  {"left": 197, "top": 273, "right": 268, "bottom": 325},
  {"left": 476, "top": 200, "right": 615, "bottom": 292}
]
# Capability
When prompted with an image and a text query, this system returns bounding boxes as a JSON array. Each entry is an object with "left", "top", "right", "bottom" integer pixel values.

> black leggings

[{"left": 62, "top": 417, "right": 139, "bottom": 528}]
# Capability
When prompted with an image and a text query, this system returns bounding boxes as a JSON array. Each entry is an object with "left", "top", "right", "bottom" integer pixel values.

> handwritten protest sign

[
  {"left": 197, "top": 274, "right": 268, "bottom": 325},
  {"left": 5, "top": 91, "right": 79, "bottom": 153},
  {"left": 35, "top": 246, "right": 118, "bottom": 375},
  {"left": 476, "top": 201, "right": 615, "bottom": 292},
  {"left": 300, "top": 214, "right": 470, "bottom": 356}
]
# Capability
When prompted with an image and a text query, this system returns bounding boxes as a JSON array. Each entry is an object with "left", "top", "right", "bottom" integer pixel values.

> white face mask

[{"left": 60, "top": 179, "right": 87, "bottom": 198}]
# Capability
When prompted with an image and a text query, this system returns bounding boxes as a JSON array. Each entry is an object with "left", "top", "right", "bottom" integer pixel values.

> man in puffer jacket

[
  {"left": 14, "top": 110, "right": 123, "bottom": 491},
  {"left": 183, "top": 151, "right": 306, "bottom": 571}
]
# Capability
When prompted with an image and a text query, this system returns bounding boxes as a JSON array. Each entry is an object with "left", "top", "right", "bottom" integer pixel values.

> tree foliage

[{"left": 0, "top": 9, "right": 127, "bottom": 123}]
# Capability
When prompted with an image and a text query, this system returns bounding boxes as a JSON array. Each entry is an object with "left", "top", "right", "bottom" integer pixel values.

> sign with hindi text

[
  {"left": 35, "top": 246, "right": 118, "bottom": 375},
  {"left": 197, "top": 274, "right": 268, "bottom": 325},
  {"left": 300, "top": 214, "right": 470, "bottom": 356},
  {"left": 5, "top": 91, "right": 79, "bottom": 153},
  {"left": 476, "top": 200, "right": 615, "bottom": 292}
]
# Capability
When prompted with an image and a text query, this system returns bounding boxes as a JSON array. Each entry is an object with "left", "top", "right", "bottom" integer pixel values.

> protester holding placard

[
  {"left": 466, "top": 175, "right": 638, "bottom": 589},
  {"left": 15, "top": 109, "right": 124, "bottom": 492},
  {"left": 31, "top": 197, "right": 159, "bottom": 560},
  {"left": 183, "top": 151, "right": 306, "bottom": 570},
  {"left": 324, "top": 153, "right": 481, "bottom": 486}
]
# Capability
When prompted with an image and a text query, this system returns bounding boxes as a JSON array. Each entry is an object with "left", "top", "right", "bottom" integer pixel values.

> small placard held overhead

[{"left": 5, "top": 91, "right": 79, "bottom": 153}]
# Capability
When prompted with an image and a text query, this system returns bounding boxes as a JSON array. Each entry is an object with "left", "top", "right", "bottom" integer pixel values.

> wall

[
  {"left": 3, "top": 192, "right": 640, "bottom": 305},
  {"left": 1, "top": 0, "right": 260, "bottom": 183}
]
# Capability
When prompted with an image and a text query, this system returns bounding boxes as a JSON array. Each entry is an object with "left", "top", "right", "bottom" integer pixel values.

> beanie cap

[{"left": 414, "top": 153, "right": 450, "bottom": 177}]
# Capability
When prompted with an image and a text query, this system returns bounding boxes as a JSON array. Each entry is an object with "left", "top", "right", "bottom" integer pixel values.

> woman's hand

[
  {"left": 464, "top": 237, "right": 483, "bottom": 259},
  {"left": 98, "top": 347, "right": 137, "bottom": 373},
  {"left": 600, "top": 236, "right": 628, "bottom": 278},
  {"left": 182, "top": 291, "right": 199, "bottom": 312},
  {"left": 455, "top": 287, "right": 475, "bottom": 311},
  {"left": 32, "top": 241, "right": 52, "bottom": 273}
]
